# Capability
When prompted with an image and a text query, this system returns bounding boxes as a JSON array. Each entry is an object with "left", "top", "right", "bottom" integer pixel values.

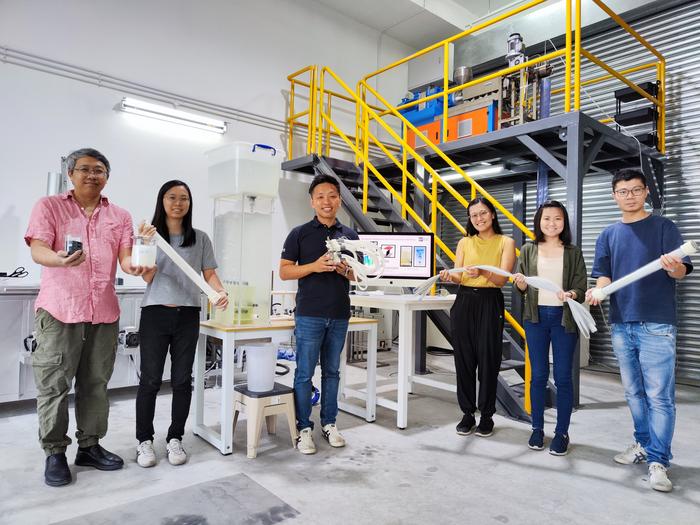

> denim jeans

[
  {"left": 293, "top": 316, "right": 350, "bottom": 430},
  {"left": 611, "top": 322, "right": 676, "bottom": 467},
  {"left": 525, "top": 306, "right": 578, "bottom": 435}
]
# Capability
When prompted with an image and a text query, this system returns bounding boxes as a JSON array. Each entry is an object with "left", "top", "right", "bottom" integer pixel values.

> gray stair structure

[{"left": 281, "top": 153, "right": 533, "bottom": 422}]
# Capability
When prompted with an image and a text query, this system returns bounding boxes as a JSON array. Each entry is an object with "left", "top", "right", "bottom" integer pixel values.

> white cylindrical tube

[
  {"left": 592, "top": 241, "right": 698, "bottom": 301},
  {"left": 154, "top": 233, "right": 221, "bottom": 303}
]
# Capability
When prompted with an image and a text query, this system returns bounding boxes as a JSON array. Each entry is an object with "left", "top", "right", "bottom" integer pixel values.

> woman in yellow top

[{"left": 439, "top": 197, "right": 516, "bottom": 437}]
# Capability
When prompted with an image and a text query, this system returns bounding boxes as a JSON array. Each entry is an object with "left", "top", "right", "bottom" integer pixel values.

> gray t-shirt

[{"left": 141, "top": 229, "right": 218, "bottom": 308}]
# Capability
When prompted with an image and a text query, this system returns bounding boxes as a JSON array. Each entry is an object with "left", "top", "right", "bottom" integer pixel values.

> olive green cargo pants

[{"left": 32, "top": 308, "right": 118, "bottom": 456}]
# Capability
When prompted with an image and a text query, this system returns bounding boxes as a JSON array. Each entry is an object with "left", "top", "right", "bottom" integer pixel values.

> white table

[
  {"left": 350, "top": 294, "right": 456, "bottom": 429},
  {"left": 193, "top": 317, "right": 378, "bottom": 454}
]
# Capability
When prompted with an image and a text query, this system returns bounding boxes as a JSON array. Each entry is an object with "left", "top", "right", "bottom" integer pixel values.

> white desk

[
  {"left": 193, "top": 317, "right": 378, "bottom": 455},
  {"left": 350, "top": 294, "right": 456, "bottom": 429}
]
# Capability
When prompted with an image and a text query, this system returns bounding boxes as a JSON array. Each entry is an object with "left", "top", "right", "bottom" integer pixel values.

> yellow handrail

[
  {"left": 581, "top": 50, "right": 662, "bottom": 107},
  {"left": 362, "top": 0, "right": 548, "bottom": 82},
  {"left": 550, "top": 61, "right": 657, "bottom": 95},
  {"left": 359, "top": 78, "right": 535, "bottom": 242},
  {"left": 592, "top": 0, "right": 664, "bottom": 61}
]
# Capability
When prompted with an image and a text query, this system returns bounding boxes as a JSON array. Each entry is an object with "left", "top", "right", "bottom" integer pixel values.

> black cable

[
  {"left": 129, "top": 355, "right": 141, "bottom": 381},
  {"left": 275, "top": 363, "right": 290, "bottom": 376},
  {"left": 4, "top": 266, "right": 28, "bottom": 278}
]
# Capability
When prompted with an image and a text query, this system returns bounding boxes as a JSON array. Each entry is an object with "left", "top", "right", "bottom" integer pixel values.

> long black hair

[
  {"left": 533, "top": 200, "right": 572, "bottom": 245},
  {"left": 466, "top": 197, "right": 502, "bottom": 236},
  {"left": 151, "top": 180, "right": 196, "bottom": 247}
]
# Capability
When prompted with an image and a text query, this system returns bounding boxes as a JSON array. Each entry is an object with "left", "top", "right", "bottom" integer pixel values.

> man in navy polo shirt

[
  {"left": 587, "top": 168, "right": 692, "bottom": 493},
  {"left": 280, "top": 174, "right": 359, "bottom": 454}
]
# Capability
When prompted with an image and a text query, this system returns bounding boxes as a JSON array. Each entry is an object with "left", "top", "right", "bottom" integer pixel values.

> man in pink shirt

[{"left": 25, "top": 148, "right": 149, "bottom": 486}]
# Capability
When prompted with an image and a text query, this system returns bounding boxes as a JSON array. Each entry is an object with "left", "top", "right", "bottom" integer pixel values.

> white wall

[{"left": 0, "top": 0, "right": 415, "bottom": 288}]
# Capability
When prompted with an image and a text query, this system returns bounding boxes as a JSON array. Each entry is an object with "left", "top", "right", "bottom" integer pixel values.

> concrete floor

[{"left": 1, "top": 353, "right": 699, "bottom": 525}]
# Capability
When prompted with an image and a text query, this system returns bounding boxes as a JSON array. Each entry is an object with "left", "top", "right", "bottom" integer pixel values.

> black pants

[
  {"left": 450, "top": 286, "right": 504, "bottom": 418},
  {"left": 136, "top": 305, "right": 200, "bottom": 443}
]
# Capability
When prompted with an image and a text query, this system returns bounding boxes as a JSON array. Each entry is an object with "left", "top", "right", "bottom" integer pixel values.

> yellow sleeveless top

[{"left": 458, "top": 234, "right": 506, "bottom": 288}]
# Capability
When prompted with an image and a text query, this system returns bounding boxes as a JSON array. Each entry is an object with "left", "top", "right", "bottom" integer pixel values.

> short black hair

[
  {"left": 309, "top": 174, "right": 340, "bottom": 196},
  {"left": 66, "top": 148, "right": 111, "bottom": 176},
  {"left": 533, "top": 200, "right": 572, "bottom": 245},
  {"left": 151, "top": 180, "right": 196, "bottom": 247},
  {"left": 611, "top": 168, "right": 647, "bottom": 190},
  {"left": 465, "top": 196, "right": 502, "bottom": 236}
]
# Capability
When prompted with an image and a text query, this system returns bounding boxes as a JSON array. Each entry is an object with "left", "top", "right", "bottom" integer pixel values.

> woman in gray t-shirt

[{"left": 135, "top": 180, "right": 228, "bottom": 468}]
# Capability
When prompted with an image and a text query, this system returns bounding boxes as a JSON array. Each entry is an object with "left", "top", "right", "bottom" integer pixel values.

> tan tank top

[{"left": 458, "top": 234, "right": 506, "bottom": 288}]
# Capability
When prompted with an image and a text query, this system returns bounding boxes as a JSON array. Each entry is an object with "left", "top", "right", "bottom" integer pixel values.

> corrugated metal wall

[{"left": 440, "top": 1, "right": 700, "bottom": 383}]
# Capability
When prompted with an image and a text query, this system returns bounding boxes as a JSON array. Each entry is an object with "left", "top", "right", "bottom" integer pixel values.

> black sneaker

[
  {"left": 456, "top": 414, "right": 476, "bottom": 435},
  {"left": 528, "top": 429, "right": 544, "bottom": 450},
  {"left": 475, "top": 416, "right": 494, "bottom": 437},
  {"left": 549, "top": 433, "right": 570, "bottom": 456}
]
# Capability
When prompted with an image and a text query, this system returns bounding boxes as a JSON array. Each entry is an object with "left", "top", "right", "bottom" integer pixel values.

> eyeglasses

[
  {"left": 469, "top": 210, "right": 491, "bottom": 220},
  {"left": 73, "top": 166, "right": 108, "bottom": 177},
  {"left": 614, "top": 186, "right": 646, "bottom": 197}
]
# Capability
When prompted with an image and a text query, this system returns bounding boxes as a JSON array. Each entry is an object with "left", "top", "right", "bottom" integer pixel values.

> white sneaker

[
  {"left": 297, "top": 427, "right": 316, "bottom": 455},
  {"left": 648, "top": 462, "right": 673, "bottom": 492},
  {"left": 614, "top": 442, "right": 647, "bottom": 465},
  {"left": 166, "top": 439, "right": 187, "bottom": 466},
  {"left": 322, "top": 424, "right": 346, "bottom": 448},
  {"left": 136, "top": 440, "right": 156, "bottom": 468}
]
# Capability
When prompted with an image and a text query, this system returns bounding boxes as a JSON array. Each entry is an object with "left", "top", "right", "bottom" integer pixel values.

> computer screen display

[{"left": 357, "top": 232, "right": 434, "bottom": 280}]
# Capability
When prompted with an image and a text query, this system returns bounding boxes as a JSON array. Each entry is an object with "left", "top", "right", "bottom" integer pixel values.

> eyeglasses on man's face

[
  {"left": 613, "top": 186, "right": 646, "bottom": 198},
  {"left": 73, "top": 166, "right": 108, "bottom": 177}
]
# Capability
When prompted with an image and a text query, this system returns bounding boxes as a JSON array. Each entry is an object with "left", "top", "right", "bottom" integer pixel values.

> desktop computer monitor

[{"left": 357, "top": 231, "right": 435, "bottom": 288}]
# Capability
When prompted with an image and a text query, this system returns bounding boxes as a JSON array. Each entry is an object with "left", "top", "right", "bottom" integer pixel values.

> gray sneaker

[
  {"left": 297, "top": 428, "right": 316, "bottom": 455},
  {"left": 166, "top": 439, "right": 187, "bottom": 466},
  {"left": 136, "top": 440, "right": 156, "bottom": 468},
  {"left": 648, "top": 462, "right": 673, "bottom": 492},
  {"left": 614, "top": 442, "right": 647, "bottom": 465}
]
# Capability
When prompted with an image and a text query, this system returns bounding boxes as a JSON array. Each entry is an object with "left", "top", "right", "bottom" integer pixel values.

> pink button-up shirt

[{"left": 25, "top": 191, "right": 133, "bottom": 324}]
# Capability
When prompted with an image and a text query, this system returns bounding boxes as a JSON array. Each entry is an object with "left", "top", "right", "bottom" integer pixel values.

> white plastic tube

[
  {"left": 592, "top": 240, "right": 698, "bottom": 301},
  {"left": 415, "top": 265, "right": 596, "bottom": 338},
  {"left": 474, "top": 264, "right": 597, "bottom": 339},
  {"left": 326, "top": 237, "right": 386, "bottom": 291},
  {"left": 154, "top": 233, "right": 221, "bottom": 303}
]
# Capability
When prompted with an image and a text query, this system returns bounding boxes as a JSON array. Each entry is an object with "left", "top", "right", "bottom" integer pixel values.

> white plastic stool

[{"left": 233, "top": 382, "right": 298, "bottom": 458}]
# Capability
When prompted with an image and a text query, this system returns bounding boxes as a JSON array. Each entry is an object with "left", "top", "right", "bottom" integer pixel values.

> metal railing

[
  {"left": 285, "top": 0, "right": 666, "bottom": 413},
  {"left": 358, "top": 0, "right": 665, "bottom": 152}
]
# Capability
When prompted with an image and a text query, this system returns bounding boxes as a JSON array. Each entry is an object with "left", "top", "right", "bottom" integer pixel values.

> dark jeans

[
  {"left": 525, "top": 306, "right": 578, "bottom": 435},
  {"left": 293, "top": 316, "right": 350, "bottom": 430},
  {"left": 136, "top": 305, "right": 200, "bottom": 443},
  {"left": 450, "top": 287, "right": 504, "bottom": 418}
]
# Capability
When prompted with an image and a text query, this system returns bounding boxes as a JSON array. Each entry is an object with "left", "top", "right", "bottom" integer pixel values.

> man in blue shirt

[
  {"left": 280, "top": 174, "right": 358, "bottom": 454},
  {"left": 587, "top": 168, "right": 692, "bottom": 493}
]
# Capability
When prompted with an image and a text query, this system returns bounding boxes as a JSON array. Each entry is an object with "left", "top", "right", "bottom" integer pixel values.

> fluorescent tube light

[
  {"left": 440, "top": 165, "right": 504, "bottom": 182},
  {"left": 119, "top": 97, "right": 227, "bottom": 134}
]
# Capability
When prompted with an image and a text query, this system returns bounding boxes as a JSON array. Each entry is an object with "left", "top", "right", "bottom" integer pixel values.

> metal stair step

[
  {"left": 374, "top": 218, "right": 405, "bottom": 227},
  {"left": 500, "top": 359, "right": 525, "bottom": 371},
  {"left": 614, "top": 107, "right": 657, "bottom": 126},
  {"left": 614, "top": 81, "right": 658, "bottom": 103}
]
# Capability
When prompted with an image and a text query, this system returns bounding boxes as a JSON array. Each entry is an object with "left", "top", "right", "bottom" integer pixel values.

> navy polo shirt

[{"left": 281, "top": 216, "right": 359, "bottom": 319}]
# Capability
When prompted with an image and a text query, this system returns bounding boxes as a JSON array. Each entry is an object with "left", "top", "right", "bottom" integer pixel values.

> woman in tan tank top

[{"left": 439, "top": 197, "right": 516, "bottom": 437}]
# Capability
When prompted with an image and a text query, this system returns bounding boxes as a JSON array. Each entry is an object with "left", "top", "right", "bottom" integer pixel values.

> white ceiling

[{"left": 311, "top": 0, "right": 466, "bottom": 49}]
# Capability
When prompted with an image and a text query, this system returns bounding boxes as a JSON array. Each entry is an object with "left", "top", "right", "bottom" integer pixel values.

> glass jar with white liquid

[{"left": 132, "top": 235, "right": 157, "bottom": 267}]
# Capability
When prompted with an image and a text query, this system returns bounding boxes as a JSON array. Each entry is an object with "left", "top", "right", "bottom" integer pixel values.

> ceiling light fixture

[{"left": 119, "top": 97, "right": 227, "bottom": 134}]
